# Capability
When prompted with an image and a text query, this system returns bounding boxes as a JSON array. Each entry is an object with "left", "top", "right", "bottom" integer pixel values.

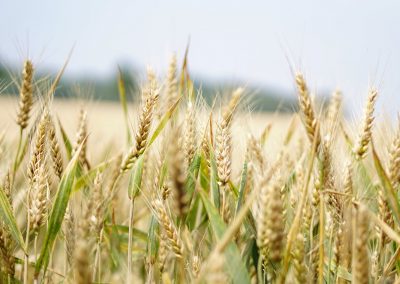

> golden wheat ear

[
  {"left": 388, "top": 115, "right": 400, "bottom": 190},
  {"left": 295, "top": 73, "right": 320, "bottom": 147},
  {"left": 121, "top": 79, "right": 159, "bottom": 172},
  {"left": 353, "top": 88, "right": 378, "bottom": 160},
  {"left": 16, "top": 60, "right": 34, "bottom": 130},
  {"left": 48, "top": 117, "right": 64, "bottom": 179},
  {"left": 27, "top": 111, "right": 49, "bottom": 186},
  {"left": 72, "top": 108, "right": 89, "bottom": 168},
  {"left": 151, "top": 199, "right": 184, "bottom": 259}
]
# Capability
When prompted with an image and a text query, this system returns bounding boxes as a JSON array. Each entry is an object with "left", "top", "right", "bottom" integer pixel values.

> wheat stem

[{"left": 127, "top": 198, "right": 135, "bottom": 284}]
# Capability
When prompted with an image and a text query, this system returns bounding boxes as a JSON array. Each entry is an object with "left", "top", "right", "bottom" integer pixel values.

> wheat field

[{"left": 0, "top": 56, "right": 399, "bottom": 284}]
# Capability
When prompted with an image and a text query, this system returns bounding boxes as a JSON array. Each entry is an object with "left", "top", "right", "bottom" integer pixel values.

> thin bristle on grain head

[
  {"left": 295, "top": 73, "right": 320, "bottom": 147},
  {"left": 353, "top": 205, "right": 370, "bottom": 284},
  {"left": 16, "top": 60, "right": 34, "bottom": 130},
  {"left": 121, "top": 82, "right": 159, "bottom": 172},
  {"left": 353, "top": 88, "right": 378, "bottom": 160},
  {"left": 152, "top": 199, "right": 184, "bottom": 258}
]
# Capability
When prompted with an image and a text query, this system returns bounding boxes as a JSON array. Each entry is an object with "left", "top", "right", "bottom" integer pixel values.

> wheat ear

[
  {"left": 28, "top": 164, "right": 48, "bottom": 233},
  {"left": 49, "top": 117, "right": 64, "bottom": 179},
  {"left": 152, "top": 199, "right": 184, "bottom": 258},
  {"left": 388, "top": 116, "right": 400, "bottom": 190},
  {"left": 295, "top": 73, "right": 320, "bottom": 146},
  {"left": 121, "top": 83, "right": 159, "bottom": 172},
  {"left": 16, "top": 60, "right": 34, "bottom": 130},
  {"left": 72, "top": 108, "right": 88, "bottom": 167},
  {"left": 27, "top": 112, "right": 49, "bottom": 185},
  {"left": 353, "top": 88, "right": 378, "bottom": 160}
]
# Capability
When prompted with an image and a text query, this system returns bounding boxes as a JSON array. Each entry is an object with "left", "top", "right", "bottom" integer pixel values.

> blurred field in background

[{"left": 0, "top": 95, "right": 293, "bottom": 172}]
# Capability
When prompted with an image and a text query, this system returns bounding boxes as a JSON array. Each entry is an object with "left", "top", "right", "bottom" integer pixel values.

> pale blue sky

[{"left": 1, "top": 0, "right": 400, "bottom": 113}]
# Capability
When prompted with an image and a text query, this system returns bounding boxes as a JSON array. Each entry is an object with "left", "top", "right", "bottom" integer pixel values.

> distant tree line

[{"left": 0, "top": 63, "right": 296, "bottom": 112}]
